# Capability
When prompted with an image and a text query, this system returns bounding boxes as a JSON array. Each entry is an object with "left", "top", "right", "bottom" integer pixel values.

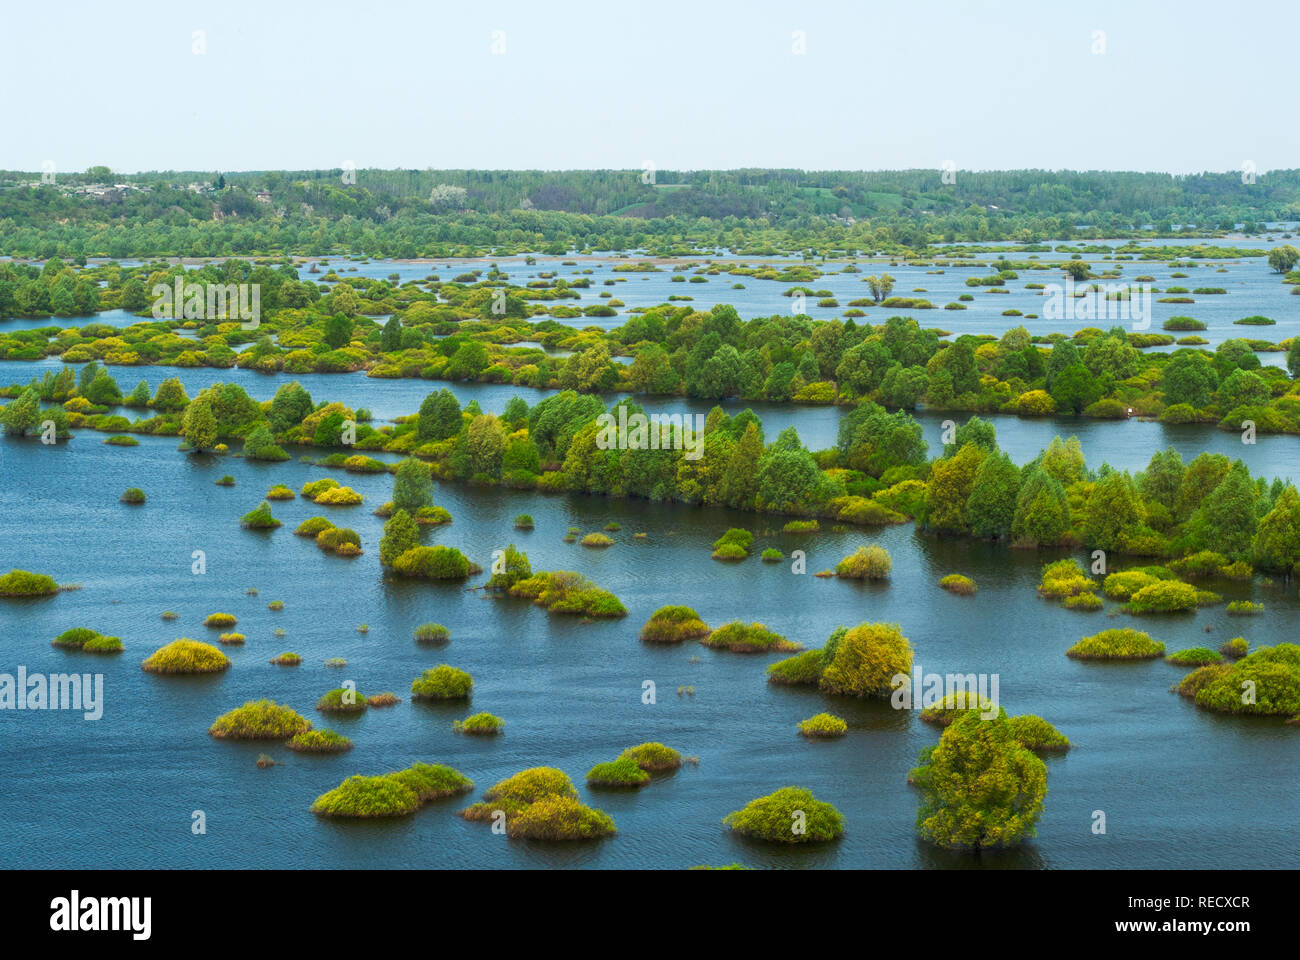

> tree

[
  {"left": 1253, "top": 485, "right": 1300, "bottom": 573},
  {"left": 379, "top": 509, "right": 419, "bottom": 567},
  {"left": 836, "top": 339, "right": 894, "bottom": 394},
  {"left": 392, "top": 458, "right": 433, "bottom": 515},
  {"left": 268, "top": 381, "right": 312, "bottom": 433},
  {"left": 1138, "top": 448, "right": 1184, "bottom": 509},
  {"left": 912, "top": 712, "right": 1047, "bottom": 850},
  {"left": 1162, "top": 350, "right": 1218, "bottom": 407},
  {"left": 719, "top": 421, "right": 762, "bottom": 510},
  {"left": 323, "top": 314, "right": 353, "bottom": 349},
  {"left": 1217, "top": 368, "right": 1270, "bottom": 410},
  {"left": 1187, "top": 461, "right": 1259, "bottom": 559},
  {"left": 1268, "top": 244, "right": 1299, "bottom": 274},
  {"left": 818, "top": 622, "right": 912, "bottom": 698},
  {"left": 417, "top": 389, "right": 462, "bottom": 443},
  {"left": 1044, "top": 339, "right": 1079, "bottom": 391},
  {"left": 461, "top": 414, "right": 506, "bottom": 479},
  {"left": 1083, "top": 470, "right": 1145, "bottom": 552},
  {"left": 151, "top": 377, "right": 190, "bottom": 411},
  {"left": 756, "top": 445, "right": 820, "bottom": 514},
  {"left": 1011, "top": 467, "right": 1071, "bottom": 546},
  {"left": 925, "top": 443, "right": 986, "bottom": 535},
  {"left": 1040, "top": 436, "right": 1086, "bottom": 486},
  {"left": 182, "top": 396, "right": 217, "bottom": 452},
  {"left": 1050, "top": 362, "right": 1101, "bottom": 415},
  {"left": 966, "top": 451, "right": 1021, "bottom": 539},
  {"left": 0, "top": 387, "right": 40, "bottom": 436},
  {"left": 1287, "top": 337, "right": 1300, "bottom": 380},
  {"left": 380, "top": 315, "right": 403, "bottom": 353}
]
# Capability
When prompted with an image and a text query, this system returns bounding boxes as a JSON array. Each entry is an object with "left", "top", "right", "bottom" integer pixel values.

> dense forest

[{"left": 2, "top": 168, "right": 1300, "bottom": 259}]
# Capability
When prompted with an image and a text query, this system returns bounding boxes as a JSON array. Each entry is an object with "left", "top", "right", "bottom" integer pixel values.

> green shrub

[
  {"left": 1006, "top": 714, "right": 1070, "bottom": 752},
  {"left": 1102, "top": 570, "right": 1158, "bottom": 601},
  {"left": 586, "top": 758, "right": 650, "bottom": 788},
  {"left": 766, "top": 648, "right": 826, "bottom": 685},
  {"left": 578, "top": 532, "right": 615, "bottom": 548},
  {"left": 513, "top": 513, "right": 534, "bottom": 529},
  {"left": 712, "top": 528, "right": 753, "bottom": 553},
  {"left": 386, "top": 762, "right": 475, "bottom": 803},
  {"left": 618, "top": 742, "right": 682, "bottom": 771},
  {"left": 316, "top": 687, "right": 368, "bottom": 713},
  {"left": 294, "top": 516, "right": 334, "bottom": 537},
  {"left": 1226, "top": 600, "right": 1264, "bottom": 615},
  {"left": 217, "top": 632, "right": 244, "bottom": 645},
  {"left": 939, "top": 574, "right": 976, "bottom": 595},
  {"left": 240, "top": 501, "right": 281, "bottom": 529},
  {"left": 507, "top": 571, "right": 626, "bottom": 617},
  {"left": 411, "top": 665, "right": 473, "bottom": 700},
  {"left": 833, "top": 545, "right": 891, "bottom": 580},
  {"left": 1038, "top": 559, "right": 1095, "bottom": 599},
  {"left": 1183, "top": 644, "right": 1300, "bottom": 718},
  {"left": 453, "top": 712, "right": 504, "bottom": 735},
  {"left": 414, "top": 622, "right": 450, "bottom": 644},
  {"left": 702, "top": 621, "right": 799, "bottom": 653},
  {"left": 722, "top": 787, "right": 844, "bottom": 843},
  {"left": 1166, "top": 647, "right": 1223, "bottom": 666},
  {"left": 392, "top": 546, "right": 479, "bottom": 580},
  {"left": 505, "top": 796, "right": 617, "bottom": 840},
  {"left": 639, "top": 605, "right": 710, "bottom": 644},
  {"left": 819, "top": 622, "right": 912, "bottom": 698},
  {"left": 0, "top": 569, "right": 59, "bottom": 597},
  {"left": 1062, "top": 591, "right": 1103, "bottom": 611},
  {"left": 711, "top": 542, "right": 748, "bottom": 561},
  {"left": 269, "top": 651, "right": 301, "bottom": 665},
  {"left": 119, "top": 487, "right": 146, "bottom": 504},
  {"left": 367, "top": 692, "right": 401, "bottom": 707},
  {"left": 782, "top": 519, "right": 819, "bottom": 533},
  {"left": 142, "top": 639, "right": 231, "bottom": 674},
  {"left": 797, "top": 713, "right": 848, "bottom": 738},
  {"left": 311, "top": 775, "right": 421, "bottom": 818},
  {"left": 265, "top": 484, "right": 296, "bottom": 500},
  {"left": 52, "top": 627, "right": 103, "bottom": 650},
  {"left": 919, "top": 691, "right": 1003, "bottom": 726},
  {"left": 203, "top": 612, "right": 237, "bottom": 628},
  {"left": 1126, "top": 580, "right": 1199, "bottom": 613},
  {"left": 210, "top": 699, "right": 312, "bottom": 739},
  {"left": 287, "top": 729, "right": 353, "bottom": 753},
  {"left": 1221, "top": 637, "right": 1249, "bottom": 659},
  {"left": 104, "top": 435, "right": 139, "bottom": 446},
  {"left": 1067, "top": 628, "right": 1165, "bottom": 660},
  {"left": 300, "top": 477, "right": 340, "bottom": 499}
]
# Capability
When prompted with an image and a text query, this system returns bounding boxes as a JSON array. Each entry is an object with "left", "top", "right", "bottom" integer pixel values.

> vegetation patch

[
  {"left": 639, "top": 605, "right": 710, "bottom": 644},
  {"left": 454, "top": 712, "right": 504, "bottom": 735},
  {"left": 797, "top": 713, "right": 848, "bottom": 738},
  {"left": 287, "top": 729, "right": 353, "bottom": 753},
  {"left": 141, "top": 639, "right": 231, "bottom": 674},
  {"left": 723, "top": 787, "right": 844, "bottom": 844},
  {"left": 411, "top": 665, "right": 473, "bottom": 700},
  {"left": 702, "top": 620, "right": 799, "bottom": 653},
  {"left": 210, "top": 699, "right": 312, "bottom": 739},
  {"left": 939, "top": 574, "right": 976, "bottom": 595},
  {"left": 1067, "top": 628, "right": 1165, "bottom": 660}
]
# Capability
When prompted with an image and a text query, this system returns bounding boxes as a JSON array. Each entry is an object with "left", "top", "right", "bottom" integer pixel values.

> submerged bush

[
  {"left": 269, "top": 651, "right": 301, "bottom": 666},
  {"left": 835, "top": 545, "right": 892, "bottom": 580},
  {"left": 1167, "top": 647, "right": 1223, "bottom": 666},
  {"left": 392, "top": 545, "right": 480, "bottom": 580},
  {"left": 287, "top": 729, "right": 353, "bottom": 753},
  {"left": 411, "top": 665, "right": 473, "bottom": 701},
  {"left": 315, "top": 486, "right": 364, "bottom": 506},
  {"left": 585, "top": 757, "right": 650, "bottom": 788},
  {"left": 702, "top": 621, "right": 799, "bottom": 653},
  {"left": 316, "top": 687, "right": 368, "bottom": 713},
  {"left": 505, "top": 796, "right": 617, "bottom": 840},
  {"left": 414, "top": 622, "right": 451, "bottom": 644},
  {"left": 294, "top": 516, "right": 334, "bottom": 537},
  {"left": 1006, "top": 714, "right": 1070, "bottom": 752},
  {"left": 1062, "top": 592, "right": 1103, "bottom": 611},
  {"left": 453, "top": 712, "right": 504, "bottom": 735},
  {"left": 580, "top": 532, "right": 614, "bottom": 548},
  {"left": 819, "top": 622, "right": 913, "bottom": 698},
  {"left": 1037, "top": 559, "right": 1095, "bottom": 600},
  {"left": 1067, "top": 628, "right": 1165, "bottom": 660},
  {"left": 919, "top": 691, "right": 1004, "bottom": 726},
  {"left": 798, "top": 713, "right": 848, "bottom": 738},
  {"left": 240, "top": 501, "right": 281, "bottom": 530},
  {"left": 939, "top": 574, "right": 976, "bottom": 595},
  {"left": 52, "top": 627, "right": 102, "bottom": 650},
  {"left": 119, "top": 487, "right": 146, "bottom": 504},
  {"left": 462, "top": 766, "right": 579, "bottom": 822},
  {"left": 311, "top": 775, "right": 420, "bottom": 818},
  {"left": 204, "top": 613, "right": 237, "bottom": 628},
  {"left": 0, "top": 569, "right": 59, "bottom": 597},
  {"left": 265, "top": 485, "right": 296, "bottom": 500},
  {"left": 1221, "top": 637, "right": 1249, "bottom": 659},
  {"left": 513, "top": 513, "right": 534, "bottom": 529},
  {"left": 1182, "top": 644, "right": 1300, "bottom": 719},
  {"left": 300, "top": 478, "right": 339, "bottom": 499},
  {"left": 142, "top": 639, "right": 231, "bottom": 674},
  {"left": 210, "top": 699, "right": 312, "bottom": 739},
  {"left": 766, "top": 648, "right": 826, "bottom": 686},
  {"left": 619, "top": 742, "right": 682, "bottom": 771},
  {"left": 1226, "top": 600, "right": 1264, "bottom": 615},
  {"left": 217, "top": 632, "right": 245, "bottom": 645},
  {"left": 1126, "top": 581, "right": 1199, "bottom": 613},
  {"left": 639, "top": 605, "right": 710, "bottom": 644},
  {"left": 508, "top": 570, "right": 626, "bottom": 617},
  {"left": 723, "top": 787, "right": 844, "bottom": 844},
  {"left": 761, "top": 548, "right": 783, "bottom": 562},
  {"left": 367, "top": 692, "right": 401, "bottom": 707}
]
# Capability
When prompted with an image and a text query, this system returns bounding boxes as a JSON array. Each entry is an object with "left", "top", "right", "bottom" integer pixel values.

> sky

[{"left": 2, "top": 0, "right": 1296, "bottom": 175}]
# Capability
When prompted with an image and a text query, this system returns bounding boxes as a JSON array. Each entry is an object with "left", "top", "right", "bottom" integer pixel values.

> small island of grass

[
  {"left": 797, "top": 713, "right": 848, "bottom": 738},
  {"left": 453, "top": 712, "right": 504, "bottom": 735},
  {"left": 1166, "top": 647, "right": 1223, "bottom": 666},
  {"left": 722, "top": 786, "right": 844, "bottom": 844},
  {"left": 209, "top": 699, "right": 312, "bottom": 739},
  {"left": 939, "top": 574, "right": 976, "bottom": 595},
  {"left": 119, "top": 487, "right": 146, "bottom": 504},
  {"left": 1067, "top": 628, "right": 1165, "bottom": 661},
  {"left": 701, "top": 620, "right": 800, "bottom": 653},
  {"left": 413, "top": 622, "right": 450, "bottom": 644},
  {"left": 585, "top": 757, "right": 650, "bottom": 788},
  {"left": 269, "top": 651, "right": 301, "bottom": 666},
  {"left": 0, "top": 569, "right": 59, "bottom": 598},
  {"left": 287, "top": 729, "right": 353, "bottom": 753},
  {"left": 639, "top": 605, "right": 710, "bottom": 644},
  {"left": 240, "top": 501, "right": 281, "bottom": 530},
  {"left": 835, "top": 545, "right": 892, "bottom": 580},
  {"left": 316, "top": 687, "right": 368, "bottom": 713},
  {"left": 411, "top": 665, "right": 473, "bottom": 701},
  {"left": 141, "top": 639, "right": 231, "bottom": 674},
  {"left": 204, "top": 612, "right": 237, "bottom": 628}
]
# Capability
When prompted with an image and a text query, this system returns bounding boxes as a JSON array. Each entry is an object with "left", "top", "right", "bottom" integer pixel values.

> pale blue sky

[{"left": 2, "top": 0, "right": 1295, "bottom": 174}]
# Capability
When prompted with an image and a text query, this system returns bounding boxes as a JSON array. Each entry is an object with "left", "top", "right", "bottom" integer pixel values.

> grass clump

[
  {"left": 504, "top": 795, "right": 617, "bottom": 840},
  {"left": 414, "top": 623, "right": 450, "bottom": 644},
  {"left": 508, "top": 570, "right": 627, "bottom": 617},
  {"left": 240, "top": 501, "right": 281, "bottom": 529},
  {"left": 1063, "top": 592, "right": 1104, "bottom": 611},
  {"left": 141, "top": 639, "right": 231, "bottom": 674},
  {"left": 160, "top": 610, "right": 178, "bottom": 620},
  {"left": 919, "top": 691, "right": 1004, "bottom": 726},
  {"left": 391, "top": 545, "right": 481, "bottom": 580},
  {"left": 761, "top": 548, "right": 783, "bottom": 562},
  {"left": 310, "top": 775, "right": 420, "bottom": 818},
  {"left": 1167, "top": 647, "right": 1223, "bottom": 666},
  {"left": 367, "top": 692, "right": 401, "bottom": 707},
  {"left": 294, "top": 516, "right": 334, "bottom": 537},
  {"left": 454, "top": 712, "right": 504, "bottom": 735},
  {"left": 411, "top": 665, "right": 473, "bottom": 701},
  {"left": 1067, "top": 628, "right": 1165, "bottom": 660},
  {"left": 835, "top": 545, "right": 892, "bottom": 580},
  {"left": 316, "top": 687, "right": 368, "bottom": 713},
  {"left": 119, "top": 487, "right": 146, "bottom": 504},
  {"left": 0, "top": 569, "right": 59, "bottom": 597},
  {"left": 639, "top": 605, "right": 710, "bottom": 644},
  {"left": 267, "top": 600, "right": 284, "bottom": 611},
  {"left": 1006, "top": 714, "right": 1070, "bottom": 752},
  {"left": 51, "top": 627, "right": 102, "bottom": 650},
  {"left": 797, "top": 713, "right": 848, "bottom": 738},
  {"left": 939, "top": 574, "right": 976, "bottom": 595},
  {"left": 723, "top": 787, "right": 844, "bottom": 844},
  {"left": 619, "top": 742, "right": 682, "bottom": 771},
  {"left": 215, "top": 475, "right": 235, "bottom": 486},
  {"left": 105, "top": 435, "right": 139, "bottom": 446},
  {"left": 269, "top": 651, "right": 301, "bottom": 666},
  {"left": 316, "top": 527, "right": 361, "bottom": 555},
  {"left": 287, "top": 729, "right": 353, "bottom": 753},
  {"left": 1221, "top": 637, "right": 1249, "bottom": 659},
  {"left": 265, "top": 485, "right": 296, "bottom": 500},
  {"left": 513, "top": 513, "right": 534, "bottom": 529},
  {"left": 1126, "top": 580, "right": 1200, "bottom": 613},
  {"left": 217, "top": 632, "right": 245, "bottom": 645},
  {"left": 585, "top": 757, "right": 650, "bottom": 788},
  {"left": 782, "top": 519, "right": 819, "bottom": 533},
  {"left": 1226, "top": 600, "right": 1264, "bottom": 615},
  {"left": 204, "top": 612, "right": 237, "bottom": 628},
  {"left": 300, "top": 477, "right": 339, "bottom": 499},
  {"left": 766, "top": 648, "right": 827, "bottom": 685},
  {"left": 82, "top": 634, "right": 124, "bottom": 653},
  {"left": 580, "top": 532, "right": 614, "bottom": 547},
  {"left": 210, "top": 699, "right": 311, "bottom": 739},
  {"left": 702, "top": 621, "right": 800, "bottom": 653},
  {"left": 1179, "top": 644, "right": 1300, "bottom": 719},
  {"left": 314, "top": 486, "right": 363, "bottom": 506},
  {"left": 1037, "top": 558, "right": 1096, "bottom": 600}
]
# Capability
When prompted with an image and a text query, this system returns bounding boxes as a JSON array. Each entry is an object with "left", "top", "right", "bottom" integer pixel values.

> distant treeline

[{"left": 2, "top": 168, "right": 1300, "bottom": 259}]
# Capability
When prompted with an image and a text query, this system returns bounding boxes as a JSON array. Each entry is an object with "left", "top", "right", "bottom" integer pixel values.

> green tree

[
  {"left": 1050, "top": 363, "right": 1101, "bottom": 415},
  {"left": 1084, "top": 470, "right": 1145, "bottom": 552},
  {"left": 1011, "top": 467, "right": 1071, "bottom": 546},
  {"left": 0, "top": 387, "right": 41, "bottom": 436},
  {"left": 417, "top": 389, "right": 462, "bottom": 443},
  {"left": 925, "top": 443, "right": 986, "bottom": 534},
  {"left": 182, "top": 396, "right": 217, "bottom": 452},
  {"left": 1187, "top": 461, "right": 1260, "bottom": 558},
  {"left": 379, "top": 509, "right": 419, "bottom": 567},
  {"left": 912, "top": 711, "right": 1047, "bottom": 849},
  {"left": 1267, "top": 244, "right": 1299, "bottom": 274},
  {"left": 380, "top": 315, "right": 403, "bottom": 352},
  {"left": 1253, "top": 485, "right": 1300, "bottom": 572},
  {"left": 392, "top": 458, "right": 433, "bottom": 515},
  {"left": 966, "top": 451, "right": 1021, "bottom": 539}
]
